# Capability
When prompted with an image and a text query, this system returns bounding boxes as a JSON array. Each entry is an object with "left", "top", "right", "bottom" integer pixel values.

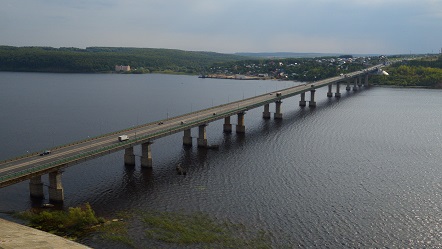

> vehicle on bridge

[
  {"left": 39, "top": 150, "right": 51, "bottom": 156},
  {"left": 118, "top": 135, "right": 129, "bottom": 142}
]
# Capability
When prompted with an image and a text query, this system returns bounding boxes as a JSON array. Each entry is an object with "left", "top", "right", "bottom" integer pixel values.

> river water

[{"left": 1, "top": 72, "right": 442, "bottom": 248}]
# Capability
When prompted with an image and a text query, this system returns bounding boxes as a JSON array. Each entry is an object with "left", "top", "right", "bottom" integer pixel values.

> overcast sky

[{"left": 1, "top": 0, "right": 441, "bottom": 54}]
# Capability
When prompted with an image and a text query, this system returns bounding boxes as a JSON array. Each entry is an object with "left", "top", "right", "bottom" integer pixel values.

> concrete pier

[
  {"left": 365, "top": 74, "right": 369, "bottom": 87},
  {"left": 335, "top": 82, "right": 341, "bottom": 98},
  {"left": 141, "top": 142, "right": 153, "bottom": 168},
  {"left": 29, "top": 176, "right": 44, "bottom": 199},
  {"left": 223, "top": 116, "right": 232, "bottom": 132},
  {"left": 197, "top": 124, "right": 208, "bottom": 147},
  {"left": 358, "top": 76, "right": 362, "bottom": 87},
  {"left": 262, "top": 103, "right": 271, "bottom": 119},
  {"left": 236, "top": 112, "right": 246, "bottom": 133},
  {"left": 183, "top": 129, "right": 192, "bottom": 145},
  {"left": 299, "top": 92, "right": 307, "bottom": 107},
  {"left": 346, "top": 80, "right": 351, "bottom": 91},
  {"left": 48, "top": 170, "right": 64, "bottom": 203},
  {"left": 353, "top": 78, "right": 358, "bottom": 91},
  {"left": 124, "top": 147, "right": 135, "bottom": 166},
  {"left": 327, "top": 84, "right": 333, "bottom": 97},
  {"left": 309, "top": 90, "right": 316, "bottom": 107},
  {"left": 274, "top": 101, "right": 283, "bottom": 119}
]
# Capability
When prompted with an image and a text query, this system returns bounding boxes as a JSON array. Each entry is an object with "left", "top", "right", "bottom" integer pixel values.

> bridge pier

[
  {"left": 141, "top": 142, "right": 153, "bottom": 168},
  {"left": 262, "top": 104, "right": 271, "bottom": 119},
  {"left": 346, "top": 80, "right": 351, "bottom": 91},
  {"left": 309, "top": 90, "right": 316, "bottom": 107},
  {"left": 274, "top": 101, "right": 283, "bottom": 119},
  {"left": 364, "top": 74, "right": 369, "bottom": 87},
  {"left": 327, "top": 84, "right": 333, "bottom": 97},
  {"left": 335, "top": 82, "right": 341, "bottom": 98},
  {"left": 183, "top": 129, "right": 192, "bottom": 146},
  {"left": 124, "top": 147, "right": 136, "bottom": 166},
  {"left": 48, "top": 170, "right": 64, "bottom": 203},
  {"left": 197, "top": 124, "right": 208, "bottom": 147},
  {"left": 29, "top": 176, "right": 44, "bottom": 199},
  {"left": 236, "top": 112, "right": 246, "bottom": 133},
  {"left": 223, "top": 116, "right": 232, "bottom": 132},
  {"left": 353, "top": 78, "right": 358, "bottom": 91},
  {"left": 358, "top": 76, "right": 362, "bottom": 88},
  {"left": 299, "top": 92, "right": 306, "bottom": 107}
]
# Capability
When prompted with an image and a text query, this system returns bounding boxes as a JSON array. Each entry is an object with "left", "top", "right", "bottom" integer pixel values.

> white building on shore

[{"left": 115, "top": 65, "right": 131, "bottom": 72}]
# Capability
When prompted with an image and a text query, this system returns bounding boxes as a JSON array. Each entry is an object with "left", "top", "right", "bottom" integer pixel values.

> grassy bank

[
  {"left": 15, "top": 204, "right": 274, "bottom": 248},
  {"left": 14, "top": 203, "right": 105, "bottom": 240}
]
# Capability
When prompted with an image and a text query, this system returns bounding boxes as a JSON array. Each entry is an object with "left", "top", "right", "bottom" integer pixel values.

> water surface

[{"left": 1, "top": 72, "right": 442, "bottom": 248}]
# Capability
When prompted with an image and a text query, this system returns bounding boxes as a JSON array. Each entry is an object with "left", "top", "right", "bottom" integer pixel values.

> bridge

[{"left": 0, "top": 65, "right": 384, "bottom": 202}]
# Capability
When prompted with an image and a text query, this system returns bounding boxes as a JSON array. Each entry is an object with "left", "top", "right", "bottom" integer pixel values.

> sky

[{"left": 1, "top": 0, "right": 441, "bottom": 55}]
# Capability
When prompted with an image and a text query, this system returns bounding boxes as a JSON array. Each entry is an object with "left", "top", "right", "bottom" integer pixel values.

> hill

[
  {"left": 0, "top": 46, "right": 247, "bottom": 74},
  {"left": 235, "top": 52, "right": 381, "bottom": 58}
]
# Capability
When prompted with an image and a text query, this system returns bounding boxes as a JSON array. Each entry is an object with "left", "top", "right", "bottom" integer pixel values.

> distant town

[{"left": 200, "top": 55, "right": 389, "bottom": 82}]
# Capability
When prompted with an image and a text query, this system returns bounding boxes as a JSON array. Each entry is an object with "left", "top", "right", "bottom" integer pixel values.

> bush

[{"left": 16, "top": 203, "right": 104, "bottom": 239}]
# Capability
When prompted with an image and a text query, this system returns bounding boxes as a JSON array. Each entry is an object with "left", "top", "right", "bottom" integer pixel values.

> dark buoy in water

[
  {"left": 176, "top": 163, "right": 186, "bottom": 175},
  {"left": 207, "top": 144, "right": 219, "bottom": 150}
]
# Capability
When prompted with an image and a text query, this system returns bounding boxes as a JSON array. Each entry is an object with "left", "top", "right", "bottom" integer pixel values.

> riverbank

[
  {"left": 0, "top": 218, "right": 90, "bottom": 248},
  {"left": 199, "top": 74, "right": 270, "bottom": 80}
]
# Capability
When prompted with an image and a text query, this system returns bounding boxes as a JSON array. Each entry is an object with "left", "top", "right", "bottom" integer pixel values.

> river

[{"left": 1, "top": 72, "right": 442, "bottom": 248}]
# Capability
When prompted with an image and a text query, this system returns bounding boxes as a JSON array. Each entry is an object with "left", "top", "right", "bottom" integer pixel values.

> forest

[
  {"left": 0, "top": 46, "right": 246, "bottom": 74},
  {"left": 371, "top": 55, "right": 442, "bottom": 88}
]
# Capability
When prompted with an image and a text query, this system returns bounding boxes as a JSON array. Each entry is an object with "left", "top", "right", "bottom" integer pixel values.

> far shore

[{"left": 2, "top": 70, "right": 439, "bottom": 89}]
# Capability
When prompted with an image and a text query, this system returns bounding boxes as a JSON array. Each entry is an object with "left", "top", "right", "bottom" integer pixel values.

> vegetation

[
  {"left": 142, "top": 210, "right": 272, "bottom": 248},
  {"left": 371, "top": 55, "right": 442, "bottom": 88},
  {"left": 96, "top": 216, "right": 134, "bottom": 247},
  {"left": 0, "top": 46, "right": 247, "bottom": 74},
  {"left": 14, "top": 204, "right": 273, "bottom": 248},
  {"left": 15, "top": 203, "right": 104, "bottom": 239}
]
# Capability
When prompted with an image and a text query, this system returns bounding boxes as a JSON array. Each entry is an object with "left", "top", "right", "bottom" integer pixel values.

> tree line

[
  {"left": 371, "top": 55, "right": 442, "bottom": 88},
  {"left": 0, "top": 46, "right": 246, "bottom": 73}
]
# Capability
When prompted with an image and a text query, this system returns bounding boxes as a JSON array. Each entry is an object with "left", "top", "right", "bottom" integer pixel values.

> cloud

[{"left": 1, "top": 0, "right": 441, "bottom": 54}]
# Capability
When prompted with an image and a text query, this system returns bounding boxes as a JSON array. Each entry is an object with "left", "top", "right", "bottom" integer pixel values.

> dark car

[{"left": 39, "top": 150, "right": 51, "bottom": 156}]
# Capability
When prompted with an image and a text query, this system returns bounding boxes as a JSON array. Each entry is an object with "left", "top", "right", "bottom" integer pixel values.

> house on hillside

[{"left": 115, "top": 65, "right": 131, "bottom": 72}]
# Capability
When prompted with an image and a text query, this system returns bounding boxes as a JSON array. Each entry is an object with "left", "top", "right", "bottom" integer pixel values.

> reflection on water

[{"left": 1, "top": 72, "right": 442, "bottom": 247}]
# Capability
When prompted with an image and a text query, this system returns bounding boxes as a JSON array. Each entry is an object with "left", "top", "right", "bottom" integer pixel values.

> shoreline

[
  {"left": 1, "top": 70, "right": 440, "bottom": 89},
  {"left": 371, "top": 84, "right": 441, "bottom": 89},
  {"left": 199, "top": 74, "right": 270, "bottom": 80},
  {"left": 0, "top": 218, "right": 90, "bottom": 248}
]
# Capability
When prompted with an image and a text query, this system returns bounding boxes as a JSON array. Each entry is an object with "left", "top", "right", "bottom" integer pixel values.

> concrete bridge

[{"left": 0, "top": 65, "right": 384, "bottom": 202}]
